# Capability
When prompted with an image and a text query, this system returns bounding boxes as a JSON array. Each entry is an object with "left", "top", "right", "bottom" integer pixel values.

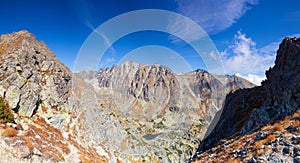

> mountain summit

[{"left": 192, "top": 37, "right": 300, "bottom": 162}]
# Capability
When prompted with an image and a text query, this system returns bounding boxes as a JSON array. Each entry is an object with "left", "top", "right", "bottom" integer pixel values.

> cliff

[{"left": 192, "top": 38, "right": 300, "bottom": 162}]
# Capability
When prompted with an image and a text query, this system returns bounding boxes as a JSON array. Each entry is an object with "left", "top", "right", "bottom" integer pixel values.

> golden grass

[
  {"left": 292, "top": 120, "right": 300, "bottom": 128},
  {"left": 23, "top": 136, "right": 33, "bottom": 151},
  {"left": 256, "top": 149, "right": 264, "bottom": 156},
  {"left": 254, "top": 140, "right": 265, "bottom": 149},
  {"left": 228, "top": 157, "right": 239, "bottom": 163},
  {"left": 292, "top": 110, "right": 300, "bottom": 119},
  {"left": 265, "top": 134, "right": 276, "bottom": 143},
  {"left": 80, "top": 155, "right": 92, "bottom": 163},
  {"left": 272, "top": 123, "right": 284, "bottom": 131},
  {"left": 2, "top": 127, "right": 18, "bottom": 137}
]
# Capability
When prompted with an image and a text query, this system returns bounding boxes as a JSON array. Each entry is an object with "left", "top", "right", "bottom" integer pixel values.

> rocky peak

[
  {"left": 272, "top": 37, "right": 300, "bottom": 72},
  {"left": 193, "top": 37, "right": 300, "bottom": 162},
  {"left": 0, "top": 30, "right": 71, "bottom": 122}
]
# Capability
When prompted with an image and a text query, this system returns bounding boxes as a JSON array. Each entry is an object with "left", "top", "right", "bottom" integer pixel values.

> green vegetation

[{"left": 0, "top": 96, "right": 14, "bottom": 123}]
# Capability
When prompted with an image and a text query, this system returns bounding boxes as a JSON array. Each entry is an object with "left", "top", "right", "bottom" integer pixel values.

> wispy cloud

[
  {"left": 105, "top": 57, "right": 116, "bottom": 64},
  {"left": 168, "top": 0, "right": 258, "bottom": 42},
  {"left": 222, "top": 31, "right": 277, "bottom": 85}
]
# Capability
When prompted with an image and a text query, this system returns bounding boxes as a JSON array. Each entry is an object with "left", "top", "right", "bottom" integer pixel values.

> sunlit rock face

[
  {"left": 0, "top": 30, "right": 254, "bottom": 162},
  {"left": 77, "top": 60, "right": 254, "bottom": 162}
]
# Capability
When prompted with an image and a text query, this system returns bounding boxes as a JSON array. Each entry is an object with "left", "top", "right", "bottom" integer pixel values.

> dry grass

[
  {"left": 23, "top": 136, "right": 33, "bottom": 151},
  {"left": 292, "top": 120, "right": 300, "bottom": 128},
  {"left": 2, "top": 127, "right": 18, "bottom": 137},
  {"left": 228, "top": 157, "right": 240, "bottom": 163},
  {"left": 41, "top": 104, "right": 47, "bottom": 112},
  {"left": 292, "top": 110, "right": 300, "bottom": 119},
  {"left": 254, "top": 140, "right": 265, "bottom": 149},
  {"left": 272, "top": 123, "right": 284, "bottom": 131},
  {"left": 79, "top": 155, "right": 92, "bottom": 163},
  {"left": 256, "top": 149, "right": 264, "bottom": 156},
  {"left": 265, "top": 134, "right": 276, "bottom": 143}
]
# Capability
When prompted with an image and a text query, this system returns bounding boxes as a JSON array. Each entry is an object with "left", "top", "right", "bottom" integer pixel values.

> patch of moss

[{"left": 0, "top": 96, "right": 14, "bottom": 123}]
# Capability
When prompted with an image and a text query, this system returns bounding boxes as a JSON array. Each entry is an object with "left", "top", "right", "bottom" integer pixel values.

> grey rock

[
  {"left": 283, "top": 146, "right": 290, "bottom": 155},
  {"left": 255, "top": 132, "right": 267, "bottom": 141},
  {"left": 294, "top": 156, "right": 300, "bottom": 163},
  {"left": 5, "top": 85, "right": 21, "bottom": 109},
  {"left": 250, "top": 157, "right": 257, "bottom": 163},
  {"left": 268, "top": 155, "right": 283, "bottom": 163},
  {"left": 294, "top": 146, "right": 300, "bottom": 157}
]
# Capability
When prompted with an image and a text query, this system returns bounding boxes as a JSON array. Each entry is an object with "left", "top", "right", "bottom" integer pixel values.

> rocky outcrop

[
  {"left": 0, "top": 30, "right": 107, "bottom": 162},
  {"left": 192, "top": 38, "right": 300, "bottom": 162},
  {"left": 0, "top": 31, "right": 71, "bottom": 123}
]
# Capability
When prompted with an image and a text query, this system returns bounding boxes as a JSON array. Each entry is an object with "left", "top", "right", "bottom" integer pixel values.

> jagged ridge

[{"left": 192, "top": 37, "right": 300, "bottom": 162}]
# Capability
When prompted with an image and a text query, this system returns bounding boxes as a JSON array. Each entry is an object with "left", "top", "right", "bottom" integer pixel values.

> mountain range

[{"left": 0, "top": 30, "right": 299, "bottom": 163}]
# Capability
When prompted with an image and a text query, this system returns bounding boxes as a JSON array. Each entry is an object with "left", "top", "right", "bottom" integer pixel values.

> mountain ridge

[
  {"left": 0, "top": 30, "right": 255, "bottom": 162},
  {"left": 192, "top": 37, "right": 300, "bottom": 162}
]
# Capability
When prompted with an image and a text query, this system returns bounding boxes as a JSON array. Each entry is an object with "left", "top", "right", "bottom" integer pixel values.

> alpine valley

[{"left": 0, "top": 30, "right": 299, "bottom": 163}]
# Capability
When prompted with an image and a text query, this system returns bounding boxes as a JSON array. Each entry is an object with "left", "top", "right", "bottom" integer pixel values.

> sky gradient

[{"left": 1, "top": 0, "right": 300, "bottom": 85}]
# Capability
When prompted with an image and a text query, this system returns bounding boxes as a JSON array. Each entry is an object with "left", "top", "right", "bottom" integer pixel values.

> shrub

[{"left": 0, "top": 96, "right": 14, "bottom": 123}]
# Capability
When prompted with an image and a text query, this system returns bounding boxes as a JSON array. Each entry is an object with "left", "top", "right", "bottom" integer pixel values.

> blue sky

[{"left": 1, "top": 0, "right": 300, "bottom": 85}]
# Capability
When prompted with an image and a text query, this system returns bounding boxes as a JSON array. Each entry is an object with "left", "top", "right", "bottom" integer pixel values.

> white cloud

[
  {"left": 223, "top": 31, "right": 276, "bottom": 74},
  {"left": 222, "top": 31, "right": 277, "bottom": 85},
  {"left": 222, "top": 32, "right": 300, "bottom": 85},
  {"left": 235, "top": 73, "right": 266, "bottom": 85},
  {"left": 168, "top": 0, "right": 258, "bottom": 41}
]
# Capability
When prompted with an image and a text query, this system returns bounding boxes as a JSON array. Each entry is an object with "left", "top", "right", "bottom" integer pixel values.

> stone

[
  {"left": 250, "top": 157, "right": 257, "bottom": 163},
  {"left": 40, "top": 60, "right": 53, "bottom": 72},
  {"left": 294, "top": 146, "right": 300, "bottom": 157},
  {"left": 294, "top": 156, "right": 300, "bottom": 163},
  {"left": 282, "top": 146, "right": 290, "bottom": 155},
  {"left": 292, "top": 136, "right": 300, "bottom": 145},
  {"left": 268, "top": 155, "right": 283, "bottom": 163},
  {"left": 255, "top": 132, "right": 266, "bottom": 141},
  {"left": 0, "top": 85, "right": 5, "bottom": 97},
  {"left": 5, "top": 85, "right": 20, "bottom": 109}
]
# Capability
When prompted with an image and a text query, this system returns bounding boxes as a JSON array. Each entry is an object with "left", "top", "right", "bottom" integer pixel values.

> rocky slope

[
  {"left": 77, "top": 60, "right": 254, "bottom": 161},
  {"left": 191, "top": 37, "right": 300, "bottom": 162},
  {"left": 0, "top": 30, "right": 108, "bottom": 162},
  {"left": 0, "top": 30, "right": 254, "bottom": 162}
]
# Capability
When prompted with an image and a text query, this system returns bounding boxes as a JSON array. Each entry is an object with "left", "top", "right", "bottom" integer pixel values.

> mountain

[
  {"left": 191, "top": 37, "right": 300, "bottom": 162},
  {"left": 0, "top": 30, "right": 108, "bottom": 162},
  {"left": 77, "top": 60, "right": 254, "bottom": 162},
  {"left": 0, "top": 30, "right": 254, "bottom": 162}
]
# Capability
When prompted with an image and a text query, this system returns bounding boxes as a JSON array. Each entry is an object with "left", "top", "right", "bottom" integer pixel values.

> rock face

[
  {"left": 0, "top": 30, "right": 254, "bottom": 162},
  {"left": 0, "top": 31, "right": 107, "bottom": 162},
  {"left": 192, "top": 37, "right": 300, "bottom": 162},
  {"left": 76, "top": 60, "right": 254, "bottom": 162},
  {"left": 0, "top": 30, "right": 71, "bottom": 127}
]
